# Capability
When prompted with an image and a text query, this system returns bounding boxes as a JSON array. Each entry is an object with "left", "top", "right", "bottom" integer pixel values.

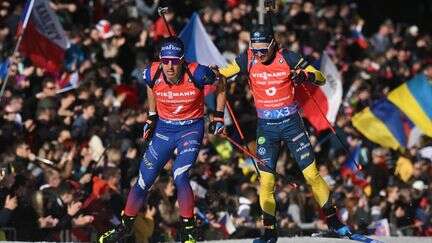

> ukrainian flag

[
  {"left": 388, "top": 74, "right": 432, "bottom": 137},
  {"left": 352, "top": 99, "right": 415, "bottom": 150}
]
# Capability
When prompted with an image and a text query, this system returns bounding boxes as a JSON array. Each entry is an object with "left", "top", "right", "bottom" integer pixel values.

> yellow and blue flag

[
  {"left": 387, "top": 74, "right": 432, "bottom": 137},
  {"left": 352, "top": 99, "right": 415, "bottom": 150}
]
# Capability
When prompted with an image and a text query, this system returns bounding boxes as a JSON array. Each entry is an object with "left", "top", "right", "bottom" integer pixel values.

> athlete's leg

[
  {"left": 282, "top": 113, "right": 349, "bottom": 234},
  {"left": 255, "top": 119, "right": 281, "bottom": 239},
  {"left": 172, "top": 120, "right": 204, "bottom": 242},
  {"left": 173, "top": 122, "right": 204, "bottom": 217},
  {"left": 281, "top": 113, "right": 329, "bottom": 206},
  {"left": 99, "top": 123, "right": 175, "bottom": 242},
  {"left": 124, "top": 129, "right": 176, "bottom": 216}
]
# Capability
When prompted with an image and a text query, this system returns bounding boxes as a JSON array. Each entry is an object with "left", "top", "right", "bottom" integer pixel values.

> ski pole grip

[{"left": 158, "top": 7, "right": 168, "bottom": 16}]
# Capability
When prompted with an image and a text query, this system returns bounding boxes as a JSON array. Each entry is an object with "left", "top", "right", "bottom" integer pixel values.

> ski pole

[
  {"left": 225, "top": 101, "right": 246, "bottom": 141},
  {"left": 299, "top": 82, "right": 361, "bottom": 170},
  {"left": 221, "top": 133, "right": 298, "bottom": 188},
  {"left": 158, "top": 7, "right": 174, "bottom": 37},
  {"left": 225, "top": 101, "right": 261, "bottom": 177}
]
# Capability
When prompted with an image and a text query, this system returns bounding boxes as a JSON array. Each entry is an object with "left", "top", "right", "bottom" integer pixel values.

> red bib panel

[
  {"left": 150, "top": 62, "right": 204, "bottom": 121},
  {"left": 248, "top": 49, "right": 295, "bottom": 110}
]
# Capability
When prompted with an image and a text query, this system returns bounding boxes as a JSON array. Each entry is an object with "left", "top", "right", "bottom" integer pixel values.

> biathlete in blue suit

[{"left": 99, "top": 37, "right": 226, "bottom": 243}]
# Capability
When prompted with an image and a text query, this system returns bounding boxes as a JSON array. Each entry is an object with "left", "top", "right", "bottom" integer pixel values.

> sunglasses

[
  {"left": 160, "top": 57, "right": 183, "bottom": 65},
  {"left": 251, "top": 39, "right": 274, "bottom": 56}
]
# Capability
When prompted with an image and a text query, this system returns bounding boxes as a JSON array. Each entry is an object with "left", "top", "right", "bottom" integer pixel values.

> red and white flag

[
  {"left": 296, "top": 52, "right": 343, "bottom": 133},
  {"left": 19, "top": 0, "right": 69, "bottom": 73}
]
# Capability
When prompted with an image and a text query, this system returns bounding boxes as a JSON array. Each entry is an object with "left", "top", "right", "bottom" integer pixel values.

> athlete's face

[
  {"left": 251, "top": 39, "right": 275, "bottom": 63},
  {"left": 161, "top": 57, "right": 184, "bottom": 83}
]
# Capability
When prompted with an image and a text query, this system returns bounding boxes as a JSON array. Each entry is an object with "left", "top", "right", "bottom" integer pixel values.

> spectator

[
  {"left": 135, "top": 0, "right": 160, "bottom": 18},
  {"left": 370, "top": 21, "right": 393, "bottom": 55},
  {"left": 71, "top": 102, "right": 95, "bottom": 141},
  {"left": 367, "top": 148, "right": 391, "bottom": 197},
  {"left": 0, "top": 162, "right": 18, "bottom": 228}
]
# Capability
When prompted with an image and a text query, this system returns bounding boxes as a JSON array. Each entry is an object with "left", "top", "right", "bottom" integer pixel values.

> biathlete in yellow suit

[{"left": 219, "top": 24, "right": 351, "bottom": 242}]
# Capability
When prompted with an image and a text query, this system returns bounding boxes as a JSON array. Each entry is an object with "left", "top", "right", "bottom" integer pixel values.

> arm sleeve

[
  {"left": 193, "top": 65, "right": 217, "bottom": 88},
  {"left": 143, "top": 64, "right": 153, "bottom": 87},
  {"left": 219, "top": 52, "right": 248, "bottom": 78},
  {"left": 305, "top": 64, "right": 326, "bottom": 86},
  {"left": 282, "top": 49, "right": 326, "bottom": 86}
]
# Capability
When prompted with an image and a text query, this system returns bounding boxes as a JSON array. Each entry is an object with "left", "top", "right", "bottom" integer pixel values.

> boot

[
  {"left": 98, "top": 212, "right": 135, "bottom": 243},
  {"left": 323, "top": 203, "right": 352, "bottom": 237},
  {"left": 180, "top": 217, "right": 197, "bottom": 243},
  {"left": 254, "top": 215, "right": 278, "bottom": 243}
]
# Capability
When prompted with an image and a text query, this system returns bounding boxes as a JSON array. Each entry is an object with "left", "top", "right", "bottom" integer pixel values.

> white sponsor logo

[
  {"left": 142, "top": 156, "right": 153, "bottom": 169},
  {"left": 258, "top": 147, "right": 266, "bottom": 155},
  {"left": 300, "top": 152, "right": 310, "bottom": 160},
  {"left": 262, "top": 107, "right": 295, "bottom": 119},
  {"left": 155, "top": 132, "right": 169, "bottom": 141},
  {"left": 251, "top": 71, "right": 287, "bottom": 80},
  {"left": 296, "top": 142, "right": 311, "bottom": 152},
  {"left": 161, "top": 44, "right": 182, "bottom": 52},
  {"left": 292, "top": 132, "right": 305, "bottom": 142},
  {"left": 183, "top": 140, "right": 199, "bottom": 147},
  {"left": 179, "top": 148, "right": 198, "bottom": 155},
  {"left": 156, "top": 90, "right": 196, "bottom": 99}
]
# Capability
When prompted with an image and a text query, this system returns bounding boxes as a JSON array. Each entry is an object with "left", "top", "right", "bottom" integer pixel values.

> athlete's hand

[
  {"left": 208, "top": 111, "right": 224, "bottom": 135},
  {"left": 290, "top": 69, "right": 310, "bottom": 85},
  {"left": 208, "top": 65, "right": 222, "bottom": 81},
  {"left": 208, "top": 65, "right": 219, "bottom": 74},
  {"left": 143, "top": 114, "right": 158, "bottom": 141}
]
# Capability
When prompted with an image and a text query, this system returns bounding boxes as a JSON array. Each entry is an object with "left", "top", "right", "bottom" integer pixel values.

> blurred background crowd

[{"left": 0, "top": 0, "right": 431, "bottom": 242}]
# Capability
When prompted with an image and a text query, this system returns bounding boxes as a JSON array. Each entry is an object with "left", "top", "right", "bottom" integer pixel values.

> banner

[
  {"left": 296, "top": 52, "right": 343, "bottom": 133},
  {"left": 352, "top": 99, "right": 415, "bottom": 150},
  {"left": 388, "top": 73, "right": 432, "bottom": 137},
  {"left": 179, "top": 12, "right": 227, "bottom": 67},
  {"left": 19, "top": 0, "right": 69, "bottom": 73}
]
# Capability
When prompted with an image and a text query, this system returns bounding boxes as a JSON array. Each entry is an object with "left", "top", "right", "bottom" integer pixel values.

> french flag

[
  {"left": 295, "top": 52, "right": 343, "bottom": 133},
  {"left": 18, "top": 0, "right": 69, "bottom": 74}
]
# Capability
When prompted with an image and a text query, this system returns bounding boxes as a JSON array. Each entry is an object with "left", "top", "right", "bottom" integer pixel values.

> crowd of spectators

[{"left": 0, "top": 0, "right": 431, "bottom": 241}]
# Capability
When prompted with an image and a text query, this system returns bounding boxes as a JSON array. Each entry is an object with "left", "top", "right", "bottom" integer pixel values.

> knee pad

[
  {"left": 259, "top": 171, "right": 276, "bottom": 217},
  {"left": 302, "top": 161, "right": 330, "bottom": 207}
]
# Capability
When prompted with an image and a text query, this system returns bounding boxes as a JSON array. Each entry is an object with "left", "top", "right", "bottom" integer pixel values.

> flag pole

[
  {"left": 0, "top": 0, "right": 35, "bottom": 100},
  {"left": 258, "top": 0, "right": 265, "bottom": 24}
]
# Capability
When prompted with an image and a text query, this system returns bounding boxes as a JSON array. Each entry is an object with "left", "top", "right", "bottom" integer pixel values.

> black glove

[
  {"left": 290, "top": 70, "right": 314, "bottom": 85},
  {"left": 142, "top": 114, "right": 158, "bottom": 141},
  {"left": 208, "top": 111, "right": 225, "bottom": 135}
]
